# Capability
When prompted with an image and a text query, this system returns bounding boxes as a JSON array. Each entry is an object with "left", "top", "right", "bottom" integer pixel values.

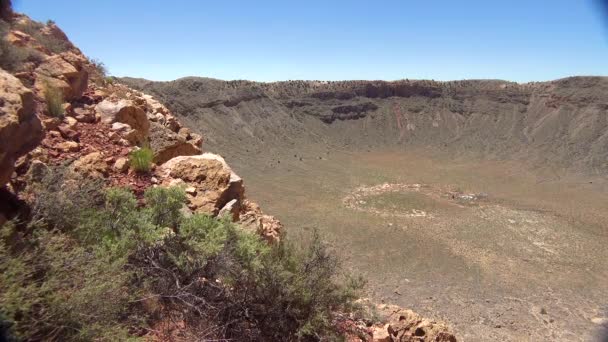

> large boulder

[
  {"left": 34, "top": 53, "right": 88, "bottom": 100},
  {"left": 96, "top": 99, "right": 149, "bottom": 144},
  {"left": 0, "top": 69, "right": 43, "bottom": 187},
  {"left": 159, "top": 153, "right": 244, "bottom": 215},
  {"left": 149, "top": 122, "right": 201, "bottom": 164}
]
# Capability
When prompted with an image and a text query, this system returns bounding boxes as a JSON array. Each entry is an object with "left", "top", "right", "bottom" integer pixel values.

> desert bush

[
  {"left": 30, "top": 165, "right": 105, "bottom": 231},
  {"left": 138, "top": 212, "right": 363, "bottom": 340},
  {"left": 129, "top": 147, "right": 154, "bottom": 172},
  {"left": 89, "top": 57, "right": 107, "bottom": 77},
  {"left": 0, "top": 222, "right": 136, "bottom": 341},
  {"left": 144, "top": 186, "right": 186, "bottom": 229},
  {"left": 44, "top": 82, "right": 65, "bottom": 117},
  {"left": 4, "top": 180, "right": 362, "bottom": 340}
]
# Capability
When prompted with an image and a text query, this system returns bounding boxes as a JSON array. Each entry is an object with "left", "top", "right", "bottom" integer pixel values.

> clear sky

[{"left": 13, "top": 0, "right": 608, "bottom": 82}]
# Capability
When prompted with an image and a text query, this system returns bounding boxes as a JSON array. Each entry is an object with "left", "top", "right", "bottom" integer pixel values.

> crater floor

[{"left": 236, "top": 148, "right": 608, "bottom": 342}]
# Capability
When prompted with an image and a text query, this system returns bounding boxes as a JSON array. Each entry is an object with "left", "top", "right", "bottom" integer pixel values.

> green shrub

[
  {"left": 30, "top": 165, "right": 105, "bottom": 231},
  {"left": 144, "top": 186, "right": 186, "bottom": 229},
  {"left": 4, "top": 180, "right": 362, "bottom": 340},
  {"left": 129, "top": 147, "right": 154, "bottom": 172},
  {"left": 0, "top": 223, "right": 136, "bottom": 341},
  {"left": 44, "top": 82, "right": 65, "bottom": 118}
]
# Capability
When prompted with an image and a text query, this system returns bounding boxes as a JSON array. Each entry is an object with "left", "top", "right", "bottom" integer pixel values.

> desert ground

[{"left": 236, "top": 147, "right": 608, "bottom": 341}]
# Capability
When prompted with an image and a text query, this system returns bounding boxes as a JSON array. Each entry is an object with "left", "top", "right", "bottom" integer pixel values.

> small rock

[
  {"left": 62, "top": 102, "right": 73, "bottom": 116},
  {"left": 48, "top": 130, "right": 61, "bottom": 138},
  {"left": 64, "top": 116, "right": 78, "bottom": 129},
  {"left": 151, "top": 177, "right": 159, "bottom": 184},
  {"left": 540, "top": 308, "right": 547, "bottom": 315},
  {"left": 56, "top": 141, "right": 79, "bottom": 152},
  {"left": 73, "top": 107, "right": 96, "bottom": 123},
  {"left": 184, "top": 186, "right": 197, "bottom": 195},
  {"left": 42, "top": 117, "right": 61, "bottom": 131},
  {"left": 57, "top": 125, "right": 80, "bottom": 141},
  {"left": 113, "top": 157, "right": 129, "bottom": 173},
  {"left": 371, "top": 324, "right": 391, "bottom": 342}
]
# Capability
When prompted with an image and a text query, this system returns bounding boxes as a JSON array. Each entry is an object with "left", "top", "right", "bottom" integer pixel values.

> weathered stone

[
  {"left": 0, "top": 69, "right": 43, "bottom": 187},
  {"left": 73, "top": 107, "right": 95, "bottom": 123},
  {"left": 114, "top": 157, "right": 129, "bottom": 173},
  {"left": 239, "top": 200, "right": 283, "bottom": 244},
  {"left": 164, "top": 115, "right": 180, "bottom": 132},
  {"left": 42, "top": 117, "right": 61, "bottom": 131},
  {"left": 149, "top": 122, "right": 201, "bottom": 164},
  {"left": 160, "top": 153, "right": 243, "bottom": 215},
  {"left": 178, "top": 127, "right": 191, "bottom": 140},
  {"left": 189, "top": 132, "right": 204, "bottom": 148},
  {"left": 96, "top": 99, "right": 149, "bottom": 144},
  {"left": 34, "top": 53, "right": 88, "bottom": 100},
  {"left": 218, "top": 198, "right": 239, "bottom": 221},
  {"left": 385, "top": 308, "right": 457, "bottom": 342},
  {"left": 71, "top": 152, "right": 109, "bottom": 178},
  {"left": 371, "top": 324, "right": 391, "bottom": 342},
  {"left": 56, "top": 141, "right": 79, "bottom": 152},
  {"left": 57, "top": 124, "right": 80, "bottom": 141},
  {"left": 63, "top": 116, "right": 77, "bottom": 129}
]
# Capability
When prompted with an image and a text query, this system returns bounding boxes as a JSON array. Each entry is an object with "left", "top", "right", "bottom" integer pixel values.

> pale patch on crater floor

[{"left": 343, "top": 182, "right": 487, "bottom": 219}]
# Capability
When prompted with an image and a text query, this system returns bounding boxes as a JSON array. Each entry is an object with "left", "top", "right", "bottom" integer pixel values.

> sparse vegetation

[
  {"left": 43, "top": 82, "right": 65, "bottom": 117},
  {"left": 0, "top": 168, "right": 363, "bottom": 340},
  {"left": 89, "top": 57, "right": 107, "bottom": 77},
  {"left": 0, "top": 19, "right": 44, "bottom": 72},
  {"left": 14, "top": 20, "right": 69, "bottom": 54},
  {"left": 129, "top": 146, "right": 154, "bottom": 172}
]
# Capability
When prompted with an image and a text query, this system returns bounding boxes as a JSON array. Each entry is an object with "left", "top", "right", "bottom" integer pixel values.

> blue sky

[{"left": 14, "top": 0, "right": 608, "bottom": 82}]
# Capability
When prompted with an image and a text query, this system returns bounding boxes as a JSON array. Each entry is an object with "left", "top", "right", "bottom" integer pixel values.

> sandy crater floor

[{"left": 233, "top": 148, "right": 608, "bottom": 341}]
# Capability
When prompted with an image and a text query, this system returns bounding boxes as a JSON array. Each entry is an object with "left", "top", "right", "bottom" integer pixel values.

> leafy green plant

[
  {"left": 129, "top": 147, "right": 154, "bottom": 172},
  {"left": 43, "top": 82, "right": 65, "bottom": 118}
]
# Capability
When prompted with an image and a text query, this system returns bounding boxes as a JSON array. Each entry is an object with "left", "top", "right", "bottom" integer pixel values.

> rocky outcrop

[
  {"left": 96, "top": 99, "right": 149, "bottom": 144},
  {"left": 149, "top": 122, "right": 201, "bottom": 164},
  {"left": 159, "top": 153, "right": 244, "bottom": 215},
  {"left": 159, "top": 153, "right": 282, "bottom": 243},
  {"left": 34, "top": 53, "right": 89, "bottom": 100},
  {"left": 239, "top": 200, "right": 282, "bottom": 243},
  {"left": 0, "top": 68, "right": 43, "bottom": 187},
  {"left": 370, "top": 304, "right": 457, "bottom": 342}
]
